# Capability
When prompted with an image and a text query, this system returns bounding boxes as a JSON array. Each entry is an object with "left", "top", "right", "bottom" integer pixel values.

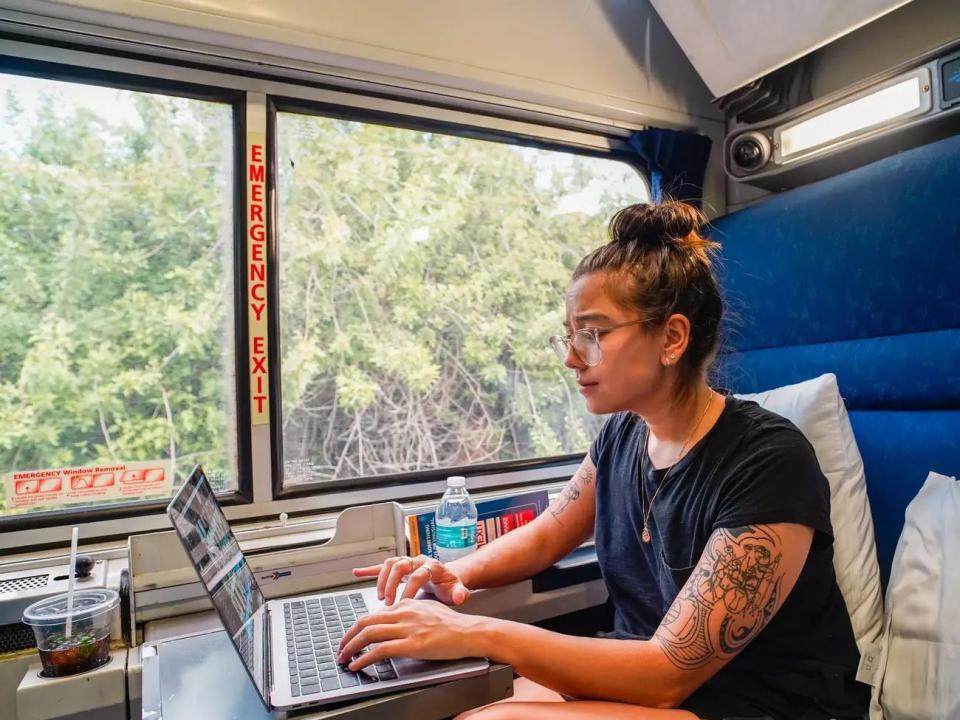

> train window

[
  {"left": 276, "top": 111, "right": 648, "bottom": 488},
  {"left": 0, "top": 73, "right": 238, "bottom": 518}
]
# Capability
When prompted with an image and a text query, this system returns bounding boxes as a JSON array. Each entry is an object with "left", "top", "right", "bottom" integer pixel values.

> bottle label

[{"left": 435, "top": 523, "right": 476, "bottom": 549}]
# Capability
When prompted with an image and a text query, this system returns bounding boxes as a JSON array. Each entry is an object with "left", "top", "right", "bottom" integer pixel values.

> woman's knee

[
  {"left": 460, "top": 706, "right": 512, "bottom": 720},
  {"left": 462, "top": 703, "right": 559, "bottom": 720},
  {"left": 510, "top": 677, "right": 566, "bottom": 702},
  {"left": 453, "top": 677, "right": 565, "bottom": 718}
]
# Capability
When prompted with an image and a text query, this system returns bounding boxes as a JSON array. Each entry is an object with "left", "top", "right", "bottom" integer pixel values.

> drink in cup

[{"left": 22, "top": 588, "right": 119, "bottom": 677}]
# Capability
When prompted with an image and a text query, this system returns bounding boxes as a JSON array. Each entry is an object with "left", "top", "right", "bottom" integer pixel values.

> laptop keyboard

[{"left": 283, "top": 593, "right": 398, "bottom": 697}]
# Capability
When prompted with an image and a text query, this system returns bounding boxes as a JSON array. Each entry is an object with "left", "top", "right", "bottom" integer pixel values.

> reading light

[
  {"left": 774, "top": 68, "right": 932, "bottom": 163},
  {"left": 724, "top": 49, "right": 960, "bottom": 188}
]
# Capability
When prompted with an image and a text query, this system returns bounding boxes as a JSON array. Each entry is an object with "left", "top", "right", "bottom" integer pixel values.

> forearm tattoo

[
  {"left": 655, "top": 525, "right": 783, "bottom": 669},
  {"left": 549, "top": 464, "right": 595, "bottom": 525}
]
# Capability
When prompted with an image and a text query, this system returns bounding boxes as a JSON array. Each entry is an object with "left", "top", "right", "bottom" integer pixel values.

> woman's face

[{"left": 563, "top": 271, "right": 667, "bottom": 415}]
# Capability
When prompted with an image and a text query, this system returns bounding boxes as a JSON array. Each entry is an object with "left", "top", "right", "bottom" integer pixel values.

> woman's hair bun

[{"left": 608, "top": 200, "right": 705, "bottom": 250}]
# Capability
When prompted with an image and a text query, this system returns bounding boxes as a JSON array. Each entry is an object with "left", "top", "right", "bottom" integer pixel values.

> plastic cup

[{"left": 22, "top": 588, "right": 119, "bottom": 677}]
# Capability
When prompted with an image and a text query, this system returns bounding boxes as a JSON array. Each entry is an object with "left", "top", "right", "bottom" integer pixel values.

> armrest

[{"left": 531, "top": 545, "right": 600, "bottom": 593}]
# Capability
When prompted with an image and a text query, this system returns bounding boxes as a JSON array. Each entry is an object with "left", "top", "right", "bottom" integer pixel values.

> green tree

[
  {"left": 277, "top": 116, "right": 646, "bottom": 483},
  {"left": 0, "top": 81, "right": 235, "bottom": 514},
  {"left": 0, "top": 75, "right": 647, "bottom": 516}
]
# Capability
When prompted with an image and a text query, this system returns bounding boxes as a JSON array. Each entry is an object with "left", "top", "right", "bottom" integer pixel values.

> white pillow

[
  {"left": 879, "top": 471, "right": 960, "bottom": 720},
  {"left": 736, "top": 373, "right": 884, "bottom": 657}
]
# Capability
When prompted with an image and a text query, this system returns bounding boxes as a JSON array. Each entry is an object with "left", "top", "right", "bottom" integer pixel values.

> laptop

[{"left": 167, "top": 465, "right": 489, "bottom": 710}]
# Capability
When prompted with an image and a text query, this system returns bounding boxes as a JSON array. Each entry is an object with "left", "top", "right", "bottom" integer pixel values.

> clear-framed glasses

[{"left": 548, "top": 319, "right": 647, "bottom": 367}]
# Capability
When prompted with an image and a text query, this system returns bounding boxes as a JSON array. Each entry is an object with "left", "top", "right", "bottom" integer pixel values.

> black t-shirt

[{"left": 590, "top": 395, "right": 869, "bottom": 720}]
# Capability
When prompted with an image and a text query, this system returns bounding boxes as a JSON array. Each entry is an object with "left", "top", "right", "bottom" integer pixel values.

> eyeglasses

[{"left": 548, "top": 319, "right": 647, "bottom": 366}]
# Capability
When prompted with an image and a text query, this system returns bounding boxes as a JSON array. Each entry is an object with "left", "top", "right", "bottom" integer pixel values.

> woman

[{"left": 336, "top": 201, "right": 869, "bottom": 720}]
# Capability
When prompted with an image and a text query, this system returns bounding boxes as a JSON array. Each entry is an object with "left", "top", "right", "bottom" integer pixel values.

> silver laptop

[{"left": 167, "top": 465, "right": 489, "bottom": 710}]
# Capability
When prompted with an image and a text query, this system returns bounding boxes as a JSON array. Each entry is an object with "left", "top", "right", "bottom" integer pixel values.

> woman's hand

[
  {"left": 336, "top": 598, "right": 489, "bottom": 671},
  {"left": 352, "top": 555, "right": 471, "bottom": 606}
]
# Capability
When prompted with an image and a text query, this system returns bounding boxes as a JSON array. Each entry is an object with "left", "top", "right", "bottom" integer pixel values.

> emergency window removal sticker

[{"left": 5, "top": 461, "right": 174, "bottom": 510}]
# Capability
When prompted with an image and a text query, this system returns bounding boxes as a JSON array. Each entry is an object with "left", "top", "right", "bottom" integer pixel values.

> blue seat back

[{"left": 710, "top": 133, "right": 960, "bottom": 586}]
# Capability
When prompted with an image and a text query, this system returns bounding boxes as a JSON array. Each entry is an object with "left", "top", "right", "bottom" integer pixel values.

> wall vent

[
  {"left": 0, "top": 569, "right": 64, "bottom": 627},
  {"left": 0, "top": 622, "right": 37, "bottom": 654},
  {"left": 0, "top": 575, "right": 49, "bottom": 595}
]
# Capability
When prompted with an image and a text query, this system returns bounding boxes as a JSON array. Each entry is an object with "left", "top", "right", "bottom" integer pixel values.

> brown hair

[{"left": 572, "top": 200, "right": 723, "bottom": 398}]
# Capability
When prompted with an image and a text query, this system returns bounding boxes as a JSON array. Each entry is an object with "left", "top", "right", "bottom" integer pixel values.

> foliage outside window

[
  {"left": 0, "top": 73, "right": 237, "bottom": 516},
  {"left": 277, "top": 113, "right": 648, "bottom": 485}
]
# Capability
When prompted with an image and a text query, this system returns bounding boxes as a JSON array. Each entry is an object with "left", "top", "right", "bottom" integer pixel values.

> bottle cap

[{"left": 446, "top": 476, "right": 466, "bottom": 488}]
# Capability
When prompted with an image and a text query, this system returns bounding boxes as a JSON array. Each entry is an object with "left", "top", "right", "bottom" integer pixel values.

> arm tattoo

[
  {"left": 549, "top": 465, "right": 595, "bottom": 525},
  {"left": 655, "top": 525, "right": 783, "bottom": 669}
]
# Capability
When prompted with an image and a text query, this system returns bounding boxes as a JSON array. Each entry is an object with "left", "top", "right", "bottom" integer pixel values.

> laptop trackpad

[
  {"left": 391, "top": 656, "right": 482, "bottom": 678},
  {"left": 391, "top": 657, "right": 438, "bottom": 678}
]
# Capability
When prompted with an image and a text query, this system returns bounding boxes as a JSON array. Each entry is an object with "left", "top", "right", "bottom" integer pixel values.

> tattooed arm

[
  {"left": 650, "top": 523, "right": 812, "bottom": 699},
  {"left": 472, "top": 522, "right": 813, "bottom": 706},
  {"left": 547, "top": 453, "right": 597, "bottom": 533},
  {"left": 448, "top": 455, "right": 597, "bottom": 591}
]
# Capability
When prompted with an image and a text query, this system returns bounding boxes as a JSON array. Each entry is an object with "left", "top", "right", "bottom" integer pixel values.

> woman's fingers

[
  {"left": 337, "top": 624, "right": 406, "bottom": 666},
  {"left": 376, "top": 557, "right": 401, "bottom": 600},
  {"left": 383, "top": 557, "right": 417, "bottom": 605},
  {"left": 345, "top": 639, "right": 408, "bottom": 672},
  {"left": 351, "top": 564, "right": 384, "bottom": 578},
  {"left": 338, "top": 604, "right": 404, "bottom": 653},
  {"left": 399, "top": 564, "right": 434, "bottom": 601},
  {"left": 354, "top": 555, "right": 442, "bottom": 604},
  {"left": 338, "top": 612, "right": 369, "bottom": 653},
  {"left": 449, "top": 582, "right": 470, "bottom": 606}
]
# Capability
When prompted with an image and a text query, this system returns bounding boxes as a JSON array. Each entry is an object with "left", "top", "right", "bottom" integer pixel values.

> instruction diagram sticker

[{"left": 5, "top": 460, "right": 173, "bottom": 510}]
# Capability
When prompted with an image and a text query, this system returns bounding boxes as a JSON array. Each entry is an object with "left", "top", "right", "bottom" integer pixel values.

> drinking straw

[{"left": 65, "top": 526, "right": 79, "bottom": 639}]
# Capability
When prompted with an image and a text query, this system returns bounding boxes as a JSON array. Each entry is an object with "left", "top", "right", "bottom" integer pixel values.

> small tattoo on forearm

[
  {"left": 549, "top": 467, "right": 594, "bottom": 524},
  {"left": 580, "top": 466, "right": 595, "bottom": 486}
]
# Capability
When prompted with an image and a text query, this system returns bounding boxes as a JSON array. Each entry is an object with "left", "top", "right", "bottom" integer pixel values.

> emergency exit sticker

[
  {"left": 248, "top": 130, "right": 269, "bottom": 425},
  {"left": 5, "top": 460, "right": 173, "bottom": 510}
]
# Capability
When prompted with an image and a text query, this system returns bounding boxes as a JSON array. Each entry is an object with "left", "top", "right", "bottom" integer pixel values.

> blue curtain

[{"left": 627, "top": 128, "right": 712, "bottom": 208}]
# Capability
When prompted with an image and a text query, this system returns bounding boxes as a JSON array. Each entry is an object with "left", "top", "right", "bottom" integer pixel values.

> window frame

[
  {"left": 267, "top": 96, "right": 650, "bottom": 500},
  {"left": 0, "top": 36, "right": 649, "bottom": 548},
  {"left": 0, "top": 55, "right": 253, "bottom": 532}
]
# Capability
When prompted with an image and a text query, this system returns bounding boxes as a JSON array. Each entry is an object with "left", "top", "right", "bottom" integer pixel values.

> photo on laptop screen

[{"left": 167, "top": 467, "right": 267, "bottom": 696}]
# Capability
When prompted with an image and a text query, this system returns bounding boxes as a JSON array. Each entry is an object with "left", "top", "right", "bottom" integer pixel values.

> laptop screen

[{"left": 167, "top": 466, "right": 267, "bottom": 699}]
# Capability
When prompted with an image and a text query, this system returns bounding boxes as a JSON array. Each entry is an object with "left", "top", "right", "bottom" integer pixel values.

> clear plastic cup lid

[{"left": 22, "top": 588, "right": 119, "bottom": 627}]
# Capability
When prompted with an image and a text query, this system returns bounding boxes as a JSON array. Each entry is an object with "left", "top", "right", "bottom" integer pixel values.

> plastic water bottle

[{"left": 434, "top": 476, "right": 478, "bottom": 563}]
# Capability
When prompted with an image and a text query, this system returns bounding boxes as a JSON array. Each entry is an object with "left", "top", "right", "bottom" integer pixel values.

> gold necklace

[{"left": 640, "top": 390, "right": 715, "bottom": 544}]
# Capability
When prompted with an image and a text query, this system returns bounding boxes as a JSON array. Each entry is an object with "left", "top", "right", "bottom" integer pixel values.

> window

[
  {"left": 276, "top": 111, "right": 648, "bottom": 487},
  {"left": 0, "top": 73, "right": 238, "bottom": 517}
]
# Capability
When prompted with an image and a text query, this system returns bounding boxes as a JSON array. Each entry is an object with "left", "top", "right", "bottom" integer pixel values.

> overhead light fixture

[
  {"left": 774, "top": 68, "right": 932, "bottom": 163},
  {"left": 724, "top": 45, "right": 960, "bottom": 189}
]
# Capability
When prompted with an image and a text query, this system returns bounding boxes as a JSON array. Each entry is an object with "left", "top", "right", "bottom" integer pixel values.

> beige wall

[{"left": 2, "top": 0, "right": 722, "bottom": 130}]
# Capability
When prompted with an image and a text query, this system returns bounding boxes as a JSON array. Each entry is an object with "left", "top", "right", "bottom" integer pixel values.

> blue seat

[{"left": 710, "top": 133, "right": 960, "bottom": 587}]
